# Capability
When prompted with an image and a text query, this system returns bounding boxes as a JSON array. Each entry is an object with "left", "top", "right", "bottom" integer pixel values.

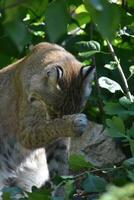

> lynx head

[{"left": 28, "top": 43, "right": 95, "bottom": 117}]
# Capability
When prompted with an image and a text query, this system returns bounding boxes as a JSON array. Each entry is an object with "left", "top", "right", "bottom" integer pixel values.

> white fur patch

[{"left": 16, "top": 148, "right": 49, "bottom": 191}]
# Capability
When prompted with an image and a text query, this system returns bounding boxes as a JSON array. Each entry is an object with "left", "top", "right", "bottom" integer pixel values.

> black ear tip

[
  {"left": 90, "top": 65, "right": 96, "bottom": 70},
  {"left": 81, "top": 65, "right": 96, "bottom": 78}
]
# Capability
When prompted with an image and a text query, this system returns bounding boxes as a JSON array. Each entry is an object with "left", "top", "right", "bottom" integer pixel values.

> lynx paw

[{"left": 73, "top": 114, "right": 88, "bottom": 136}]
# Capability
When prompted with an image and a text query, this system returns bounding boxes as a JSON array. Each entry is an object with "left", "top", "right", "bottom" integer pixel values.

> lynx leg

[{"left": 46, "top": 138, "right": 70, "bottom": 177}]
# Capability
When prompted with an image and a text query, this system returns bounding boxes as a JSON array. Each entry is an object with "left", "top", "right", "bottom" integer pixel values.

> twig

[
  {"left": 106, "top": 40, "right": 133, "bottom": 102},
  {"left": 52, "top": 165, "right": 124, "bottom": 196},
  {"left": 52, "top": 180, "right": 65, "bottom": 197},
  {"left": 74, "top": 165, "right": 124, "bottom": 179}
]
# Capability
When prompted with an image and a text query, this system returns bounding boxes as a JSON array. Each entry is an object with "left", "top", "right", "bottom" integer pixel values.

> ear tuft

[
  {"left": 81, "top": 66, "right": 95, "bottom": 78},
  {"left": 81, "top": 65, "right": 95, "bottom": 83}
]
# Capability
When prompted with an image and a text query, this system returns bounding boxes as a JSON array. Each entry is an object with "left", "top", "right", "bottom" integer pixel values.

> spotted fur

[{"left": 0, "top": 43, "right": 95, "bottom": 195}]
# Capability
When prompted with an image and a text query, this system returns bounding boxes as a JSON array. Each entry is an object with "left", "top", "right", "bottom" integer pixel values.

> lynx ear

[
  {"left": 45, "top": 65, "right": 63, "bottom": 84},
  {"left": 81, "top": 66, "right": 95, "bottom": 83}
]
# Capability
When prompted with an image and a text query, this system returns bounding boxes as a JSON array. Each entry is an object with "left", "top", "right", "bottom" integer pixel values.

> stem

[
  {"left": 52, "top": 180, "right": 65, "bottom": 197},
  {"left": 73, "top": 165, "right": 124, "bottom": 179},
  {"left": 106, "top": 40, "right": 133, "bottom": 102}
]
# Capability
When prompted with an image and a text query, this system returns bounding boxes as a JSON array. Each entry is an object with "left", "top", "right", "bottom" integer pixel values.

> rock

[{"left": 70, "top": 121, "right": 126, "bottom": 167}]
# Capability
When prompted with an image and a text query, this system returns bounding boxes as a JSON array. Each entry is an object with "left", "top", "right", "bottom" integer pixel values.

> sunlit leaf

[
  {"left": 75, "top": 4, "right": 88, "bottom": 13},
  {"left": 104, "top": 61, "right": 117, "bottom": 70},
  {"left": 73, "top": 12, "right": 90, "bottom": 26},
  {"left": 129, "top": 66, "right": 134, "bottom": 75},
  {"left": 98, "top": 77, "right": 123, "bottom": 93}
]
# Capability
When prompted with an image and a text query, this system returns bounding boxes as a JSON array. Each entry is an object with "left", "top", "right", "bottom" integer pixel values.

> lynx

[{"left": 0, "top": 42, "right": 95, "bottom": 194}]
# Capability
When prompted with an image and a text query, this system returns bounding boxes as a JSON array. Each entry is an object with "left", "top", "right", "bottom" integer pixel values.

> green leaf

[
  {"left": 106, "top": 116, "right": 126, "bottom": 138},
  {"left": 24, "top": 0, "right": 48, "bottom": 16},
  {"left": 123, "top": 158, "right": 134, "bottom": 181},
  {"left": 68, "top": 154, "right": 92, "bottom": 171},
  {"left": 104, "top": 61, "right": 117, "bottom": 70},
  {"left": 98, "top": 77, "right": 123, "bottom": 93},
  {"left": 127, "top": 124, "right": 134, "bottom": 138},
  {"left": 104, "top": 102, "right": 134, "bottom": 118},
  {"left": 84, "top": 0, "right": 120, "bottom": 40},
  {"left": 27, "top": 187, "right": 51, "bottom": 200},
  {"left": 64, "top": 180, "right": 75, "bottom": 200},
  {"left": 45, "top": 0, "right": 69, "bottom": 42},
  {"left": 88, "top": 0, "right": 103, "bottom": 11},
  {"left": 28, "top": 193, "right": 50, "bottom": 200},
  {"left": 78, "top": 50, "right": 99, "bottom": 58},
  {"left": 123, "top": 157, "right": 134, "bottom": 169},
  {"left": 111, "top": 167, "right": 128, "bottom": 186},
  {"left": 72, "top": 11, "right": 90, "bottom": 27},
  {"left": 99, "top": 184, "right": 134, "bottom": 200},
  {"left": 3, "top": 0, "right": 26, "bottom": 23},
  {"left": 52, "top": 197, "right": 63, "bottom": 200},
  {"left": 126, "top": 169, "right": 134, "bottom": 182},
  {"left": 2, "top": 193, "right": 10, "bottom": 200},
  {"left": 127, "top": 0, "right": 134, "bottom": 8},
  {"left": 4, "top": 20, "right": 31, "bottom": 52},
  {"left": 75, "top": 40, "right": 101, "bottom": 52},
  {"left": 104, "top": 102, "right": 124, "bottom": 115},
  {"left": 119, "top": 96, "right": 134, "bottom": 111},
  {"left": 82, "top": 174, "right": 107, "bottom": 193},
  {"left": 75, "top": 4, "right": 88, "bottom": 13}
]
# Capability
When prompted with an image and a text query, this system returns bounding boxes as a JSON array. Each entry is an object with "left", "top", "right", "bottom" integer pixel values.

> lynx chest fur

[{"left": 0, "top": 42, "right": 94, "bottom": 193}]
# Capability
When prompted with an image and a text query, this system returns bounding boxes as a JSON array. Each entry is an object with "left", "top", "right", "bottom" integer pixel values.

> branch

[{"left": 106, "top": 40, "right": 133, "bottom": 102}]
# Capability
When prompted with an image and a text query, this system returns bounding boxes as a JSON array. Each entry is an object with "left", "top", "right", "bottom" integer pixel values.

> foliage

[
  {"left": 0, "top": 0, "right": 134, "bottom": 199},
  {"left": 99, "top": 183, "right": 134, "bottom": 200}
]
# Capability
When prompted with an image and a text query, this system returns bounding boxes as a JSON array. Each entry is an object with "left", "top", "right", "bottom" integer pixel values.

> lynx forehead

[
  {"left": 26, "top": 43, "right": 95, "bottom": 116},
  {"left": 0, "top": 42, "right": 95, "bottom": 197}
]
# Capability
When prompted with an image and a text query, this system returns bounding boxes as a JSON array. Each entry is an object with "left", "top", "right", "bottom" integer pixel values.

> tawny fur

[{"left": 0, "top": 42, "right": 94, "bottom": 195}]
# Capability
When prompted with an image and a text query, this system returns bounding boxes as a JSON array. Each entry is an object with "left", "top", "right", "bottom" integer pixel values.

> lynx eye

[
  {"left": 28, "top": 93, "right": 37, "bottom": 103},
  {"left": 46, "top": 70, "right": 51, "bottom": 77},
  {"left": 55, "top": 65, "right": 63, "bottom": 81}
]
